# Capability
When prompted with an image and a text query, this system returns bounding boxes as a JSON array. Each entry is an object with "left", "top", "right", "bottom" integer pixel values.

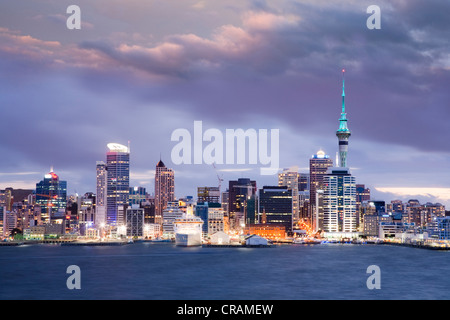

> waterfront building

[
  {"left": 207, "top": 206, "right": 225, "bottom": 236},
  {"left": 379, "top": 221, "right": 415, "bottom": 239},
  {"left": 323, "top": 167, "right": 357, "bottom": 233},
  {"left": 228, "top": 178, "right": 256, "bottom": 232},
  {"left": 155, "top": 159, "right": 175, "bottom": 225},
  {"left": 162, "top": 201, "right": 183, "bottom": 239},
  {"left": 126, "top": 205, "right": 145, "bottom": 238},
  {"left": 244, "top": 223, "right": 286, "bottom": 240},
  {"left": 209, "top": 231, "right": 230, "bottom": 245},
  {"left": 435, "top": 217, "right": 450, "bottom": 240},
  {"left": 245, "top": 234, "right": 269, "bottom": 246},
  {"left": 35, "top": 169, "right": 67, "bottom": 223},
  {"left": 258, "top": 186, "right": 293, "bottom": 234},
  {"left": 143, "top": 223, "right": 162, "bottom": 239},
  {"left": 106, "top": 143, "right": 130, "bottom": 226}
]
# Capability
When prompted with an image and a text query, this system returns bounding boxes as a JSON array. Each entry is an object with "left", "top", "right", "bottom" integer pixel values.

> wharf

[
  {"left": 383, "top": 241, "right": 450, "bottom": 251},
  {"left": 60, "top": 241, "right": 129, "bottom": 246},
  {"left": 0, "top": 241, "right": 23, "bottom": 246}
]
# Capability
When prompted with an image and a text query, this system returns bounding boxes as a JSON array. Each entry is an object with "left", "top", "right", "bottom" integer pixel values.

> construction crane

[{"left": 212, "top": 163, "right": 224, "bottom": 192}]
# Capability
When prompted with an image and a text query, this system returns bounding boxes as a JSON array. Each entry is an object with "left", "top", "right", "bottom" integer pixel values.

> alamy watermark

[
  {"left": 366, "top": 5, "right": 381, "bottom": 30},
  {"left": 66, "top": 265, "right": 81, "bottom": 290},
  {"left": 171, "top": 121, "right": 279, "bottom": 175},
  {"left": 366, "top": 265, "right": 381, "bottom": 290}
]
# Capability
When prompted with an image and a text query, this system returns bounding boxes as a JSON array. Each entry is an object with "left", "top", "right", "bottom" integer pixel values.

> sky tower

[{"left": 336, "top": 69, "right": 351, "bottom": 167}]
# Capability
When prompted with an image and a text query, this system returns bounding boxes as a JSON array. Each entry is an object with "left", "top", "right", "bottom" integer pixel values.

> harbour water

[{"left": 0, "top": 242, "right": 449, "bottom": 300}]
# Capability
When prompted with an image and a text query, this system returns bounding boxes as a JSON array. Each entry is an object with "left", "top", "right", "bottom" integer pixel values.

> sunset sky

[{"left": 0, "top": 0, "right": 449, "bottom": 206}]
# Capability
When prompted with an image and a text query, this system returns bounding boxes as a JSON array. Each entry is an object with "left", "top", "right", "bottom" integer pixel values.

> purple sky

[{"left": 0, "top": 0, "right": 449, "bottom": 206}]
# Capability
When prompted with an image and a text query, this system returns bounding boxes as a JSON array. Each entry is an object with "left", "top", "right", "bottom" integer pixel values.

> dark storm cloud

[
  {"left": 67, "top": 1, "right": 450, "bottom": 154},
  {"left": 0, "top": 0, "right": 449, "bottom": 198}
]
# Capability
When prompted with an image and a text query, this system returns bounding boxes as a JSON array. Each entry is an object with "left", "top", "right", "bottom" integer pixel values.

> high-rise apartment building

[
  {"left": 106, "top": 143, "right": 130, "bottom": 226},
  {"left": 155, "top": 159, "right": 175, "bottom": 225},
  {"left": 309, "top": 150, "right": 333, "bottom": 221},
  {"left": 323, "top": 167, "right": 356, "bottom": 232},
  {"left": 96, "top": 161, "right": 107, "bottom": 226}
]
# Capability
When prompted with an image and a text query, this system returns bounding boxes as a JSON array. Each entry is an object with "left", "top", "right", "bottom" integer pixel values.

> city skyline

[{"left": 0, "top": 0, "right": 449, "bottom": 207}]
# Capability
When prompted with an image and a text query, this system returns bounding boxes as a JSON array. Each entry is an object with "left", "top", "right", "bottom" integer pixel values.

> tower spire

[
  {"left": 336, "top": 69, "right": 351, "bottom": 167},
  {"left": 342, "top": 68, "right": 345, "bottom": 114}
]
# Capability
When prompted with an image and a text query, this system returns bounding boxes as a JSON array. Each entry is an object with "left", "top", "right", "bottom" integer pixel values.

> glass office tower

[
  {"left": 36, "top": 169, "right": 67, "bottom": 222},
  {"left": 106, "top": 143, "right": 130, "bottom": 226}
]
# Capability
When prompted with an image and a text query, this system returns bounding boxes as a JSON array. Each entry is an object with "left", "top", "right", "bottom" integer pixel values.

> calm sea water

[{"left": 0, "top": 242, "right": 449, "bottom": 300}]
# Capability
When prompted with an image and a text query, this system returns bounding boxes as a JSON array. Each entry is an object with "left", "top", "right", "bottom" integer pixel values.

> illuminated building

[
  {"left": 126, "top": 205, "right": 145, "bottom": 238},
  {"left": 95, "top": 161, "right": 107, "bottom": 226},
  {"left": 278, "top": 167, "right": 299, "bottom": 224},
  {"left": 258, "top": 186, "right": 293, "bottom": 234},
  {"left": 356, "top": 184, "right": 370, "bottom": 211},
  {"left": 336, "top": 69, "right": 351, "bottom": 168},
  {"left": 35, "top": 168, "right": 67, "bottom": 222},
  {"left": 244, "top": 223, "right": 286, "bottom": 240},
  {"left": 228, "top": 178, "right": 256, "bottom": 231},
  {"left": 0, "top": 206, "right": 5, "bottom": 237},
  {"left": 129, "top": 186, "right": 146, "bottom": 206},
  {"left": 323, "top": 167, "right": 357, "bottom": 232},
  {"left": 309, "top": 150, "right": 333, "bottom": 225},
  {"left": 106, "top": 143, "right": 130, "bottom": 226},
  {"left": 155, "top": 159, "right": 175, "bottom": 225},
  {"left": 162, "top": 201, "right": 183, "bottom": 238},
  {"left": 207, "top": 207, "right": 225, "bottom": 235},
  {"left": 197, "top": 186, "right": 220, "bottom": 204}
]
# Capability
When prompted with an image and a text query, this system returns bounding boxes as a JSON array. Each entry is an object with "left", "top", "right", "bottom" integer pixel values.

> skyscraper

[
  {"left": 35, "top": 168, "right": 67, "bottom": 222},
  {"left": 323, "top": 168, "right": 356, "bottom": 232},
  {"left": 96, "top": 161, "right": 107, "bottom": 226},
  {"left": 106, "top": 143, "right": 130, "bottom": 226},
  {"left": 155, "top": 159, "right": 175, "bottom": 225},
  {"left": 278, "top": 167, "right": 299, "bottom": 224},
  {"left": 258, "top": 186, "right": 293, "bottom": 234},
  {"left": 336, "top": 69, "right": 351, "bottom": 168},
  {"left": 228, "top": 178, "right": 256, "bottom": 231},
  {"left": 309, "top": 150, "right": 333, "bottom": 220}
]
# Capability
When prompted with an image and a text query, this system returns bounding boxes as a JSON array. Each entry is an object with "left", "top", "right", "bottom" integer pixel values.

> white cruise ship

[{"left": 173, "top": 208, "right": 204, "bottom": 247}]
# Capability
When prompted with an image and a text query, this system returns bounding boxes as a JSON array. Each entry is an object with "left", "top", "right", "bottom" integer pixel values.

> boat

[
  {"left": 293, "top": 237, "right": 322, "bottom": 244},
  {"left": 173, "top": 208, "right": 204, "bottom": 247}
]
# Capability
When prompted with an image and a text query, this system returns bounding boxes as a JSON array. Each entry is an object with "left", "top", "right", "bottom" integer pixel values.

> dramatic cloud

[{"left": 0, "top": 0, "right": 449, "bottom": 206}]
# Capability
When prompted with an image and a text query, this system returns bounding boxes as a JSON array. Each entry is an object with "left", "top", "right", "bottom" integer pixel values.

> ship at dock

[{"left": 173, "top": 207, "right": 204, "bottom": 247}]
